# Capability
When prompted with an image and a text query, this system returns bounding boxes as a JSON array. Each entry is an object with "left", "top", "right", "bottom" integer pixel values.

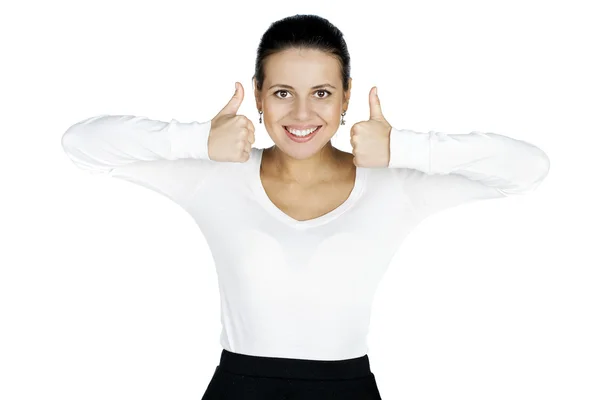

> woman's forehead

[{"left": 264, "top": 50, "right": 340, "bottom": 87}]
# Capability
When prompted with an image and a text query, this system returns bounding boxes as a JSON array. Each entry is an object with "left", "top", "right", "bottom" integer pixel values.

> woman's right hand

[{"left": 208, "top": 82, "right": 256, "bottom": 162}]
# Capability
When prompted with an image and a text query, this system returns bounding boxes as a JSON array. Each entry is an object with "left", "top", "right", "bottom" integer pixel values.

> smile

[{"left": 284, "top": 126, "right": 322, "bottom": 142}]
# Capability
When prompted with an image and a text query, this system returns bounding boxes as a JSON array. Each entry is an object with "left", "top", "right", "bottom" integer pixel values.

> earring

[
  {"left": 341, "top": 111, "right": 346, "bottom": 125},
  {"left": 258, "top": 110, "right": 263, "bottom": 124}
]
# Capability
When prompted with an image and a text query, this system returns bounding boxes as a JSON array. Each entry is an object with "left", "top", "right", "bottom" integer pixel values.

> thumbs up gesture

[
  {"left": 208, "top": 82, "right": 256, "bottom": 162},
  {"left": 349, "top": 86, "right": 393, "bottom": 168}
]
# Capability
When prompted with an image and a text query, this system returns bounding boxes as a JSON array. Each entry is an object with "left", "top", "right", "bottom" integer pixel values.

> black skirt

[{"left": 201, "top": 349, "right": 383, "bottom": 399}]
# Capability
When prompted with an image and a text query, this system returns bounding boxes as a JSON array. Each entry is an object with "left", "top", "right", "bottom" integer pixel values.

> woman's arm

[
  {"left": 61, "top": 115, "right": 222, "bottom": 208},
  {"left": 387, "top": 127, "right": 550, "bottom": 217}
]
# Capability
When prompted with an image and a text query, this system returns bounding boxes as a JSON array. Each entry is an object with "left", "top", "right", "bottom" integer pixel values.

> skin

[{"left": 253, "top": 47, "right": 355, "bottom": 187}]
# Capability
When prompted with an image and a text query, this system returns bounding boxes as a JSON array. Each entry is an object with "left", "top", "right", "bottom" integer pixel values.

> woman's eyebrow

[{"left": 268, "top": 83, "right": 336, "bottom": 90}]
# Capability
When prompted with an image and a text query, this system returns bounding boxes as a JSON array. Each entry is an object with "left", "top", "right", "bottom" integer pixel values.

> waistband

[{"left": 217, "top": 349, "right": 373, "bottom": 380}]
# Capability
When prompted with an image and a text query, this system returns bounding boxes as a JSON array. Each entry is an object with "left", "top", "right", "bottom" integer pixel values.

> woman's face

[{"left": 254, "top": 48, "right": 351, "bottom": 159}]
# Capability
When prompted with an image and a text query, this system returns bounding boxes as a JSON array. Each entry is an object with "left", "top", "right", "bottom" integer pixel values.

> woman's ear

[
  {"left": 343, "top": 77, "right": 352, "bottom": 109},
  {"left": 253, "top": 77, "right": 262, "bottom": 110}
]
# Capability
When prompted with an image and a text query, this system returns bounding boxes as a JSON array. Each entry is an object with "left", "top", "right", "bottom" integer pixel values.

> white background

[{"left": 1, "top": 0, "right": 598, "bottom": 399}]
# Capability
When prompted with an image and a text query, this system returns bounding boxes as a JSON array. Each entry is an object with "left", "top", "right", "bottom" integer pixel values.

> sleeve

[
  {"left": 387, "top": 126, "right": 551, "bottom": 218},
  {"left": 60, "top": 114, "right": 221, "bottom": 209}
]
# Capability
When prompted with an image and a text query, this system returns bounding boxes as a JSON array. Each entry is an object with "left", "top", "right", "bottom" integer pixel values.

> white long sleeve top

[{"left": 61, "top": 115, "right": 550, "bottom": 361}]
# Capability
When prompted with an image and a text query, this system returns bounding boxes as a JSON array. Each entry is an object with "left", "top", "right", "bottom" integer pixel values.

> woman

[{"left": 61, "top": 14, "right": 550, "bottom": 400}]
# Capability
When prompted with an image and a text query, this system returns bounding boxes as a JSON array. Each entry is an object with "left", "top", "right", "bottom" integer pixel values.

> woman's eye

[{"left": 274, "top": 90, "right": 331, "bottom": 99}]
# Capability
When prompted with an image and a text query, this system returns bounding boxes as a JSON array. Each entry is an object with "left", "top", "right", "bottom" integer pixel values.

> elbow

[
  {"left": 61, "top": 115, "right": 109, "bottom": 151},
  {"left": 528, "top": 148, "right": 551, "bottom": 191},
  {"left": 60, "top": 122, "right": 101, "bottom": 172},
  {"left": 61, "top": 125, "right": 79, "bottom": 152},
  {"left": 502, "top": 148, "right": 550, "bottom": 195},
  {"left": 61, "top": 127, "right": 87, "bottom": 170},
  {"left": 535, "top": 148, "right": 551, "bottom": 182},
  {"left": 61, "top": 116, "right": 94, "bottom": 152},
  {"left": 61, "top": 123, "right": 81, "bottom": 158},
  {"left": 61, "top": 122, "right": 88, "bottom": 160}
]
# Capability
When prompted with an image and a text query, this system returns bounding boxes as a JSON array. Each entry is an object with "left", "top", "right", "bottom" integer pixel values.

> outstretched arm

[
  {"left": 61, "top": 115, "right": 220, "bottom": 209},
  {"left": 387, "top": 127, "right": 551, "bottom": 217},
  {"left": 350, "top": 86, "right": 550, "bottom": 218}
]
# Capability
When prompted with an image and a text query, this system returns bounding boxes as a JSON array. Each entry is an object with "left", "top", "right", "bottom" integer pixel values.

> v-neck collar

[{"left": 250, "top": 147, "right": 367, "bottom": 229}]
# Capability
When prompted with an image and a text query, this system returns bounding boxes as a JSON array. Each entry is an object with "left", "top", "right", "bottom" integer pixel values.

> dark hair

[{"left": 253, "top": 14, "right": 351, "bottom": 93}]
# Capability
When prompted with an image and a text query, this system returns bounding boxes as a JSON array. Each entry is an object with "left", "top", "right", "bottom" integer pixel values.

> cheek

[
  {"left": 319, "top": 100, "right": 341, "bottom": 114},
  {"left": 263, "top": 103, "right": 287, "bottom": 120},
  {"left": 324, "top": 106, "right": 341, "bottom": 118}
]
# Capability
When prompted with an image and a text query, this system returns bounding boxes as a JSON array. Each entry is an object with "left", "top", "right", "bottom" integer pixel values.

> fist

[
  {"left": 349, "top": 86, "right": 392, "bottom": 168},
  {"left": 208, "top": 82, "right": 256, "bottom": 162}
]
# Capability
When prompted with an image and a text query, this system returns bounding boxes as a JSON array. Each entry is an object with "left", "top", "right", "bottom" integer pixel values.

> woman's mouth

[{"left": 284, "top": 125, "right": 322, "bottom": 143}]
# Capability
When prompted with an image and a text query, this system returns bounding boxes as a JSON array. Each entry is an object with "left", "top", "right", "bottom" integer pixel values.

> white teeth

[{"left": 286, "top": 126, "right": 319, "bottom": 136}]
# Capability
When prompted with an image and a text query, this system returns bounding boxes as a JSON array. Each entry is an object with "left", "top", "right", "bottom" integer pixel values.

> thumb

[
  {"left": 369, "top": 86, "right": 384, "bottom": 120},
  {"left": 218, "top": 82, "right": 244, "bottom": 116}
]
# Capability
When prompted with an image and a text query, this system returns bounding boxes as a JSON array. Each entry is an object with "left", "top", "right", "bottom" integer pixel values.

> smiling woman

[
  {"left": 60, "top": 12, "right": 550, "bottom": 400},
  {"left": 254, "top": 45, "right": 353, "bottom": 177},
  {"left": 250, "top": 14, "right": 355, "bottom": 188}
]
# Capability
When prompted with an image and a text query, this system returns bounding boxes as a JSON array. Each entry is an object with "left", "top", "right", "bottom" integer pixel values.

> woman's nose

[{"left": 292, "top": 99, "right": 313, "bottom": 119}]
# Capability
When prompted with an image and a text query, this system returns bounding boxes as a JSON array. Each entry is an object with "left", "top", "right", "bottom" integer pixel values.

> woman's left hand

[{"left": 349, "top": 86, "right": 393, "bottom": 168}]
